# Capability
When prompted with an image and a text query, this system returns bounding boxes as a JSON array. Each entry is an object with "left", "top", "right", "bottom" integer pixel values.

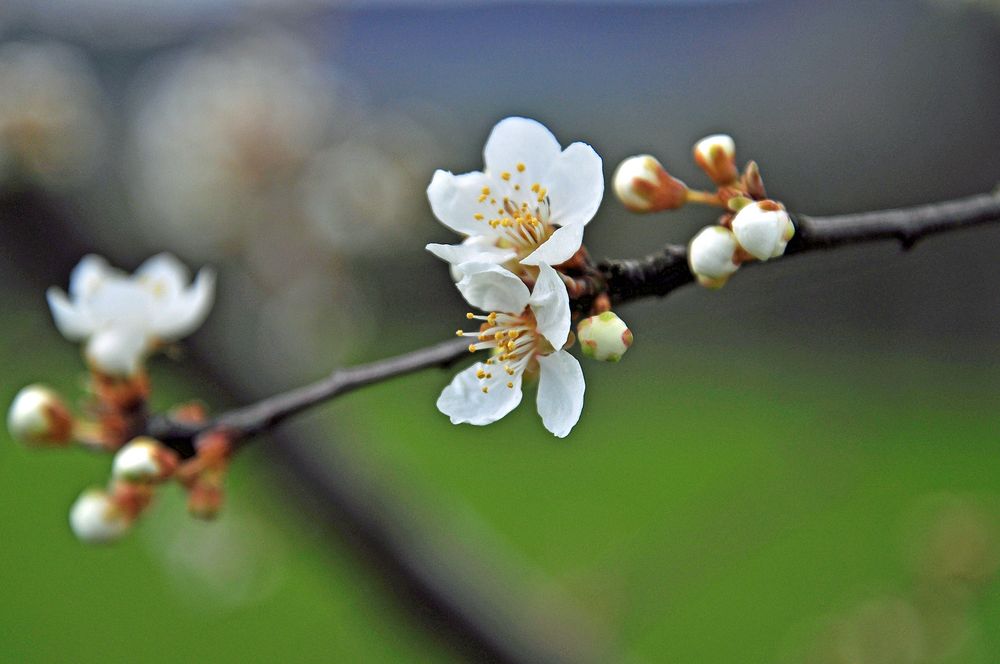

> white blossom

[
  {"left": 69, "top": 488, "right": 130, "bottom": 544},
  {"left": 46, "top": 253, "right": 215, "bottom": 376},
  {"left": 731, "top": 200, "right": 795, "bottom": 260},
  {"left": 688, "top": 226, "right": 740, "bottom": 288},
  {"left": 438, "top": 263, "right": 585, "bottom": 438},
  {"left": 426, "top": 117, "right": 603, "bottom": 275}
]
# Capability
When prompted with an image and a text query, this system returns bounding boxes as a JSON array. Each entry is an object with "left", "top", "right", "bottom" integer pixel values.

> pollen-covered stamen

[
  {"left": 455, "top": 307, "right": 543, "bottom": 391},
  {"left": 471, "top": 165, "right": 556, "bottom": 258}
]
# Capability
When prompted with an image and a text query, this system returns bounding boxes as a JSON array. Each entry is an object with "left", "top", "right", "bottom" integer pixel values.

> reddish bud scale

[
  {"left": 694, "top": 143, "right": 738, "bottom": 186},
  {"left": 90, "top": 370, "right": 151, "bottom": 449},
  {"left": 742, "top": 161, "right": 767, "bottom": 200},
  {"left": 188, "top": 483, "right": 224, "bottom": 520},
  {"left": 630, "top": 170, "right": 688, "bottom": 212},
  {"left": 110, "top": 480, "right": 155, "bottom": 519}
]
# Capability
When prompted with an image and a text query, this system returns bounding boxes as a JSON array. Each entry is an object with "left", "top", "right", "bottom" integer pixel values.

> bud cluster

[
  {"left": 612, "top": 134, "right": 794, "bottom": 289},
  {"left": 6, "top": 252, "right": 230, "bottom": 544}
]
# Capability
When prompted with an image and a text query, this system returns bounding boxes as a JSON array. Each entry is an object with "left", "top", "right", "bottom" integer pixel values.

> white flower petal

[
  {"left": 136, "top": 252, "right": 190, "bottom": 298},
  {"left": 483, "top": 117, "right": 562, "bottom": 183},
  {"left": 535, "top": 351, "right": 585, "bottom": 438},
  {"left": 528, "top": 263, "right": 570, "bottom": 349},
  {"left": 425, "top": 242, "right": 517, "bottom": 269},
  {"left": 85, "top": 326, "right": 151, "bottom": 376},
  {"left": 456, "top": 263, "right": 531, "bottom": 313},
  {"left": 437, "top": 364, "right": 524, "bottom": 426},
  {"left": 543, "top": 141, "right": 604, "bottom": 228},
  {"left": 69, "top": 254, "right": 114, "bottom": 299},
  {"left": 46, "top": 287, "right": 93, "bottom": 340},
  {"left": 151, "top": 268, "right": 216, "bottom": 340},
  {"left": 85, "top": 279, "right": 152, "bottom": 324},
  {"left": 520, "top": 222, "right": 584, "bottom": 267},
  {"left": 427, "top": 169, "right": 495, "bottom": 236}
]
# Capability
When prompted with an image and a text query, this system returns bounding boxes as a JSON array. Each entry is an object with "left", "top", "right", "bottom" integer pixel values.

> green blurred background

[{"left": 2, "top": 0, "right": 1000, "bottom": 662}]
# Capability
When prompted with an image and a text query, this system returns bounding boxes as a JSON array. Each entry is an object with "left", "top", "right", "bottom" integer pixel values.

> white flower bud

[
  {"left": 7, "top": 384, "right": 74, "bottom": 446},
  {"left": 612, "top": 155, "right": 687, "bottom": 212},
  {"left": 731, "top": 200, "right": 795, "bottom": 260},
  {"left": 693, "top": 134, "right": 737, "bottom": 185},
  {"left": 577, "top": 312, "right": 633, "bottom": 362},
  {"left": 69, "top": 488, "right": 130, "bottom": 544},
  {"left": 688, "top": 226, "right": 740, "bottom": 288},
  {"left": 112, "top": 437, "right": 178, "bottom": 483}
]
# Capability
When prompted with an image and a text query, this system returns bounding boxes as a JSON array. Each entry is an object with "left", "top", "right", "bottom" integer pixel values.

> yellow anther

[
  {"left": 507, "top": 382, "right": 514, "bottom": 389},
  {"left": 506, "top": 366, "right": 515, "bottom": 375},
  {"left": 455, "top": 330, "right": 463, "bottom": 337},
  {"left": 494, "top": 332, "right": 504, "bottom": 340},
  {"left": 476, "top": 369, "right": 487, "bottom": 379},
  {"left": 481, "top": 186, "right": 490, "bottom": 195},
  {"left": 530, "top": 183, "right": 540, "bottom": 193},
  {"left": 490, "top": 198, "right": 496, "bottom": 204},
  {"left": 478, "top": 194, "right": 487, "bottom": 203},
  {"left": 473, "top": 213, "right": 484, "bottom": 220},
  {"left": 537, "top": 188, "right": 547, "bottom": 202},
  {"left": 486, "top": 373, "right": 492, "bottom": 379},
  {"left": 501, "top": 171, "right": 511, "bottom": 181},
  {"left": 506, "top": 341, "right": 516, "bottom": 351},
  {"left": 514, "top": 184, "right": 521, "bottom": 191},
  {"left": 482, "top": 387, "right": 489, "bottom": 394},
  {"left": 466, "top": 312, "right": 475, "bottom": 319},
  {"left": 487, "top": 312, "right": 497, "bottom": 323},
  {"left": 516, "top": 162, "right": 526, "bottom": 172}
]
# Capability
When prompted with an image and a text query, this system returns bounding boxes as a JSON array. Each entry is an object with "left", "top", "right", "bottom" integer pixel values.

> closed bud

[
  {"left": 693, "top": 134, "right": 738, "bottom": 185},
  {"left": 731, "top": 200, "right": 795, "bottom": 260},
  {"left": 742, "top": 160, "right": 766, "bottom": 199},
  {"left": 612, "top": 155, "right": 688, "bottom": 212},
  {"left": 688, "top": 226, "right": 740, "bottom": 288},
  {"left": 577, "top": 312, "right": 633, "bottom": 362},
  {"left": 7, "top": 384, "right": 74, "bottom": 446},
  {"left": 112, "top": 437, "right": 179, "bottom": 484},
  {"left": 69, "top": 488, "right": 130, "bottom": 544}
]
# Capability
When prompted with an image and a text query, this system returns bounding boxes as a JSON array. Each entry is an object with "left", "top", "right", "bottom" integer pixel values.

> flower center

[
  {"left": 472, "top": 163, "right": 554, "bottom": 259},
  {"left": 455, "top": 308, "right": 541, "bottom": 393}
]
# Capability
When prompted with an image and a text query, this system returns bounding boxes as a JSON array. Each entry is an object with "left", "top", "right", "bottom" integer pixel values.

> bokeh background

[{"left": 2, "top": 0, "right": 1000, "bottom": 662}]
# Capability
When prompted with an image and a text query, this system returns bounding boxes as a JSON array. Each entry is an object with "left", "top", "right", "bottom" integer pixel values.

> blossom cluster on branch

[{"left": 7, "top": 115, "right": 801, "bottom": 541}]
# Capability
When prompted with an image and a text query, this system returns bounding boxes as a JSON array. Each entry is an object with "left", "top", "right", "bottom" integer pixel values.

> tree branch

[
  {"left": 151, "top": 190, "right": 1000, "bottom": 451},
  {"left": 599, "top": 191, "right": 1000, "bottom": 304}
]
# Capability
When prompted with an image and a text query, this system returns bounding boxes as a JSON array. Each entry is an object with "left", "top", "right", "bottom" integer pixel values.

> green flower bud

[{"left": 577, "top": 311, "right": 633, "bottom": 362}]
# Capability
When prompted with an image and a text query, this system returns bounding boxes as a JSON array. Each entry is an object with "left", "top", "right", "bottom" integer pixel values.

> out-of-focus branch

[{"left": 153, "top": 191, "right": 1000, "bottom": 451}]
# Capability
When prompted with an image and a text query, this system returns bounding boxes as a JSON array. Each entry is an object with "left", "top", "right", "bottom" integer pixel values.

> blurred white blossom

[
  {"left": 0, "top": 40, "right": 104, "bottom": 189},
  {"left": 47, "top": 253, "right": 215, "bottom": 376},
  {"left": 129, "top": 32, "right": 335, "bottom": 258}
]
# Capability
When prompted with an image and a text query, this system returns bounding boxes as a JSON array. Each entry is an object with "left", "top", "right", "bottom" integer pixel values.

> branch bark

[{"left": 152, "top": 191, "right": 1000, "bottom": 449}]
